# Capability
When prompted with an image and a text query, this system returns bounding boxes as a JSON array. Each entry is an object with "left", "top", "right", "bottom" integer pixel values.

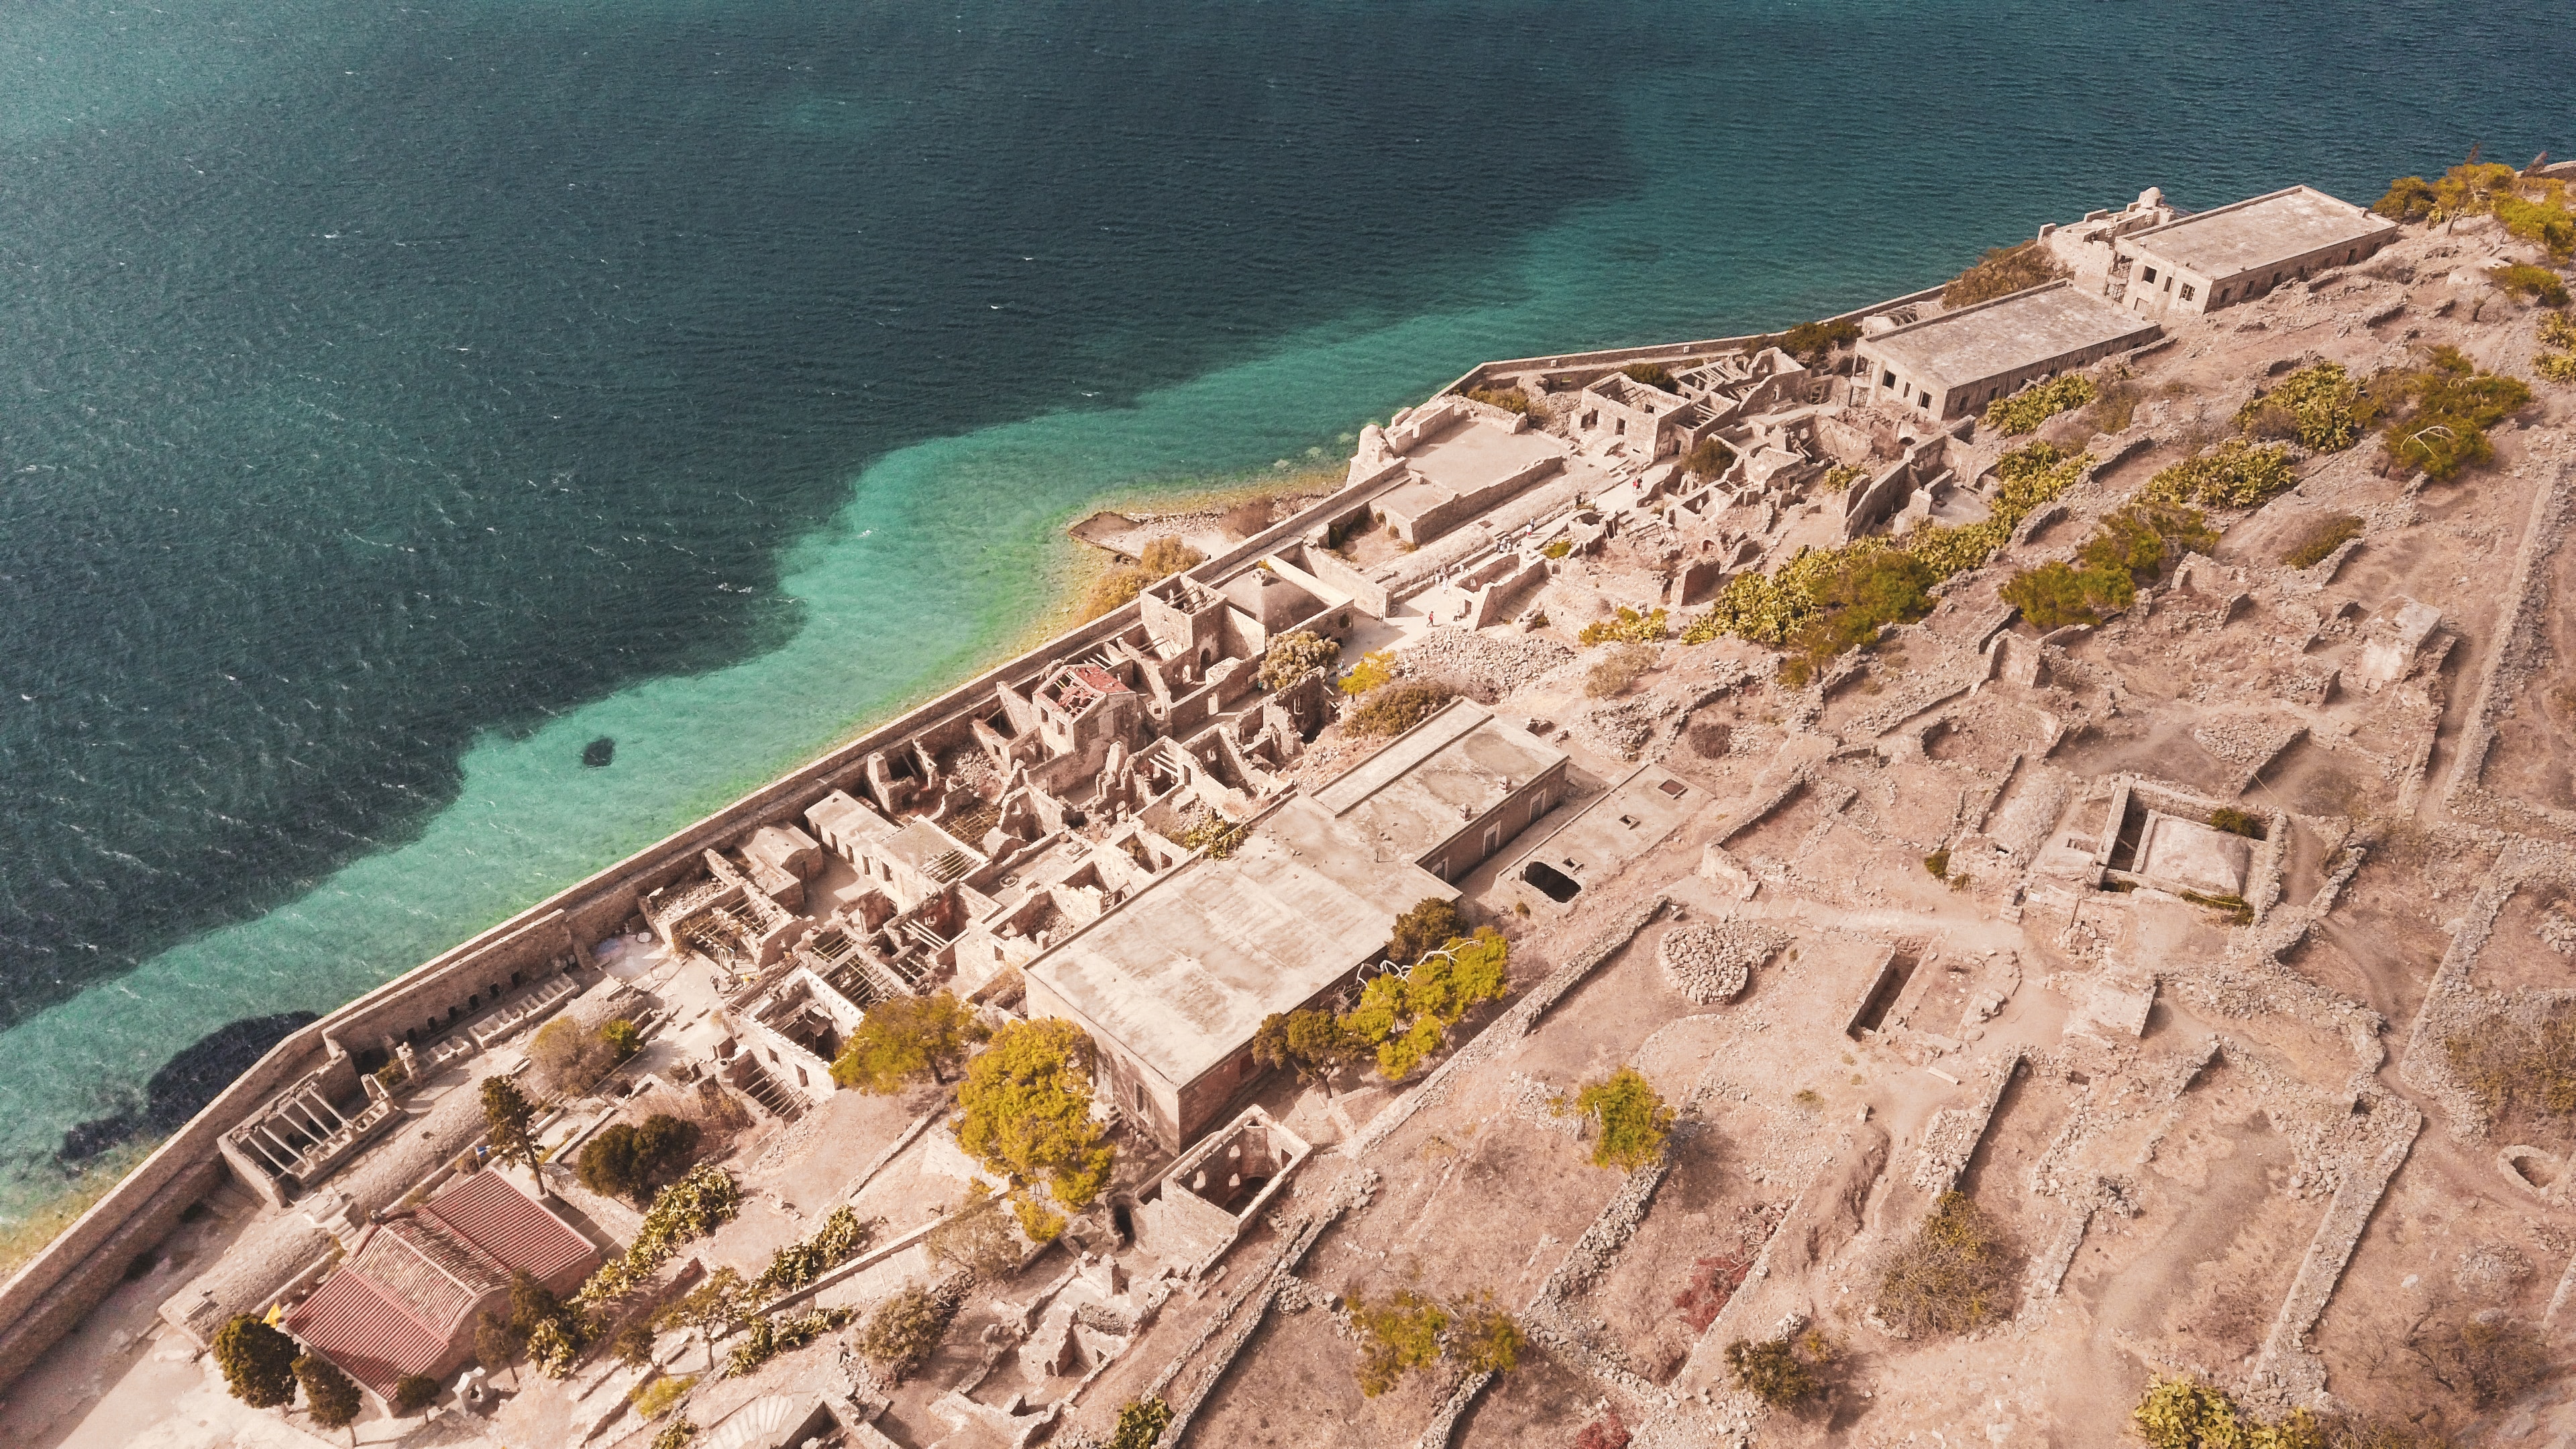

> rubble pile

[
  {"left": 1657, "top": 921, "right": 1787, "bottom": 1004},
  {"left": 1398, "top": 627, "right": 1576, "bottom": 700}
]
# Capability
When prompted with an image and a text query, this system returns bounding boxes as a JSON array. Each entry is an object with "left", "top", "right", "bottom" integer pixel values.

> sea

[{"left": 0, "top": 0, "right": 2565, "bottom": 1238}]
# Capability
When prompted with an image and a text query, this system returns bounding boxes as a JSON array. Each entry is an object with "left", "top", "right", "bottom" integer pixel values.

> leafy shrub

[
  {"left": 631, "top": 1374, "right": 694, "bottom": 1420},
  {"left": 1684, "top": 436, "right": 1735, "bottom": 480},
  {"left": 829, "top": 991, "right": 987, "bottom": 1093},
  {"left": 533, "top": 1014, "right": 635, "bottom": 1096},
  {"left": 211, "top": 1313, "right": 300, "bottom": 1407},
  {"left": 1110, "top": 1397, "right": 1173, "bottom": 1449},
  {"left": 1923, "top": 849, "right": 1951, "bottom": 879},
  {"left": 1875, "top": 1191, "right": 2015, "bottom": 1336},
  {"left": 1621, "top": 362, "right": 1676, "bottom": 392},
  {"left": 1574, "top": 1066, "right": 1672, "bottom": 1172},
  {"left": 1578, "top": 606, "right": 1668, "bottom": 646},
  {"left": 392, "top": 1373, "right": 442, "bottom": 1415},
  {"left": 2541, "top": 350, "right": 2576, "bottom": 384},
  {"left": 1942, "top": 240, "right": 2070, "bottom": 309},
  {"left": 1345, "top": 680, "right": 1453, "bottom": 738},
  {"left": 2282, "top": 513, "right": 2364, "bottom": 568},
  {"left": 374, "top": 1058, "right": 410, "bottom": 1093},
  {"left": 2373, "top": 161, "right": 2520, "bottom": 225},
  {"left": 527, "top": 1314, "right": 581, "bottom": 1378},
  {"left": 1771, "top": 315, "right": 1862, "bottom": 364},
  {"left": 1449, "top": 1295, "right": 1526, "bottom": 1374},
  {"left": 2496, "top": 194, "right": 2576, "bottom": 258},
  {"left": 294, "top": 1352, "right": 362, "bottom": 1428},
  {"left": 1540, "top": 537, "right": 1573, "bottom": 559},
  {"left": 2542, "top": 311, "right": 2576, "bottom": 351},
  {"left": 2492, "top": 264, "right": 2571, "bottom": 307},
  {"left": 579, "top": 1114, "right": 702, "bottom": 1205},
  {"left": 1982, "top": 373, "right": 2098, "bottom": 436},
  {"left": 722, "top": 1307, "right": 849, "bottom": 1378},
  {"left": 2143, "top": 436, "right": 2297, "bottom": 508},
  {"left": 2238, "top": 362, "right": 2369, "bottom": 451},
  {"left": 1726, "top": 1331, "right": 1833, "bottom": 1407},
  {"left": 1585, "top": 643, "right": 1656, "bottom": 698},
  {"left": 1256, "top": 629, "right": 1339, "bottom": 690},
  {"left": 1339, "top": 647, "right": 1399, "bottom": 694},
  {"left": 857, "top": 1283, "right": 955, "bottom": 1385},
  {"left": 756, "top": 1205, "right": 876, "bottom": 1295},
  {"left": 2133, "top": 1375, "right": 2321, "bottom": 1448},
  {"left": 1349, "top": 1290, "right": 1448, "bottom": 1397},
  {"left": 649, "top": 1419, "right": 698, "bottom": 1449},
  {"left": 1251, "top": 1008, "right": 1364, "bottom": 1080},
  {"left": 574, "top": 1163, "right": 743, "bottom": 1312},
  {"left": 956, "top": 1018, "right": 1114, "bottom": 1211},
  {"left": 2375, "top": 346, "right": 2533, "bottom": 480},
  {"left": 1998, "top": 500, "right": 2214, "bottom": 628},
  {"left": 1821, "top": 463, "right": 1868, "bottom": 493},
  {"left": 1465, "top": 386, "right": 1529, "bottom": 414}
]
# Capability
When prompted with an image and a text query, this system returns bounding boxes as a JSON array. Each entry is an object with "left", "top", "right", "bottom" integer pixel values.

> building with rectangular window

[
  {"left": 1022, "top": 700, "right": 1564, "bottom": 1150},
  {"left": 2110, "top": 184, "right": 2397, "bottom": 320},
  {"left": 1851, "top": 280, "right": 2161, "bottom": 423}
]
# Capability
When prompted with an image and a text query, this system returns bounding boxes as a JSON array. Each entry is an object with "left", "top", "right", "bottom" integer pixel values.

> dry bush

[
  {"left": 2283, "top": 513, "right": 2365, "bottom": 568},
  {"left": 532, "top": 1015, "right": 630, "bottom": 1096},
  {"left": 1585, "top": 643, "right": 1656, "bottom": 698},
  {"left": 1688, "top": 720, "right": 1732, "bottom": 757},
  {"left": 2445, "top": 1003, "right": 2576, "bottom": 1140},
  {"left": 1943, "top": 240, "right": 2070, "bottom": 308},
  {"left": 1875, "top": 1191, "right": 2017, "bottom": 1336},
  {"left": 857, "top": 1283, "right": 957, "bottom": 1385},
  {"left": 1222, "top": 499, "right": 1277, "bottom": 538},
  {"left": 2411, "top": 1313, "right": 2553, "bottom": 1407},
  {"left": 1725, "top": 1331, "right": 1834, "bottom": 1409},
  {"left": 1344, "top": 680, "right": 1453, "bottom": 737},
  {"left": 1137, "top": 535, "right": 1205, "bottom": 576}
]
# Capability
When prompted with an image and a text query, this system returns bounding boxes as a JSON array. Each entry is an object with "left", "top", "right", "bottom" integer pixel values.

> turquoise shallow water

[{"left": 0, "top": 0, "right": 2567, "bottom": 1226}]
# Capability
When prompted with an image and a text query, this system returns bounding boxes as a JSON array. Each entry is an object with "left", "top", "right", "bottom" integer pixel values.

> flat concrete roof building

[
  {"left": 2112, "top": 185, "right": 2396, "bottom": 321},
  {"left": 1024, "top": 794, "right": 1451, "bottom": 1150},
  {"left": 1854, "top": 280, "right": 2161, "bottom": 423},
  {"left": 1312, "top": 698, "right": 1568, "bottom": 883}
]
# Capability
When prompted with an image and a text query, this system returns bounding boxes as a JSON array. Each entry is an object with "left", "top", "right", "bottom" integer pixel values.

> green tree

[
  {"left": 856, "top": 1283, "right": 955, "bottom": 1386},
  {"left": 480, "top": 1075, "right": 540, "bottom": 1177},
  {"left": 211, "top": 1314, "right": 300, "bottom": 1407},
  {"left": 1250, "top": 1008, "right": 1362, "bottom": 1080},
  {"left": 391, "top": 1373, "right": 441, "bottom": 1415},
  {"left": 1385, "top": 898, "right": 1464, "bottom": 969},
  {"left": 1574, "top": 1067, "right": 1674, "bottom": 1173},
  {"left": 1449, "top": 1295, "right": 1526, "bottom": 1375},
  {"left": 954, "top": 1018, "right": 1114, "bottom": 1210},
  {"left": 1348, "top": 1291, "right": 1449, "bottom": 1397},
  {"left": 830, "top": 991, "right": 988, "bottom": 1093},
  {"left": 294, "top": 1352, "right": 363, "bottom": 1431},
  {"left": 578, "top": 1114, "right": 701, "bottom": 1204},
  {"left": 1256, "top": 630, "right": 1340, "bottom": 691}
]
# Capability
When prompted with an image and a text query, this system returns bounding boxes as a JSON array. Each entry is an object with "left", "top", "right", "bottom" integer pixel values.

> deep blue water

[{"left": 0, "top": 0, "right": 2565, "bottom": 1226}]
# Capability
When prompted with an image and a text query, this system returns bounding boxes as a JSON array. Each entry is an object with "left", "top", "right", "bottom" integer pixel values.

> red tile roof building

[{"left": 283, "top": 1171, "right": 598, "bottom": 1399}]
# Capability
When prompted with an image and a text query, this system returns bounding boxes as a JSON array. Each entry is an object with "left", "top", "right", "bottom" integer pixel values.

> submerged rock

[
  {"left": 59, "top": 1010, "right": 318, "bottom": 1163},
  {"left": 584, "top": 736, "right": 616, "bottom": 767}
]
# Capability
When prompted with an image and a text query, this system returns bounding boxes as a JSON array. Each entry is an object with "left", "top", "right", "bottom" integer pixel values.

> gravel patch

[{"left": 1658, "top": 922, "right": 1787, "bottom": 1005}]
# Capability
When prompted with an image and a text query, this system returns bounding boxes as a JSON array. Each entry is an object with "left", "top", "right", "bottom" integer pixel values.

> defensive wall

[{"left": 0, "top": 274, "right": 1957, "bottom": 1393}]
